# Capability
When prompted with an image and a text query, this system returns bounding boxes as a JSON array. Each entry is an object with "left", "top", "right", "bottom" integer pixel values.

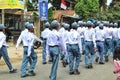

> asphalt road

[{"left": 0, "top": 55, "right": 116, "bottom": 80}]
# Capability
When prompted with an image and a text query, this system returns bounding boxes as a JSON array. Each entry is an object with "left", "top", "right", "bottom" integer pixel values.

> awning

[{"left": 0, "top": 0, "right": 25, "bottom": 10}]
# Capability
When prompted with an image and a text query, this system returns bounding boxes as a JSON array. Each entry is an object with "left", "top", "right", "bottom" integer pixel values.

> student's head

[
  {"left": 99, "top": 24, "right": 104, "bottom": 29},
  {"left": 27, "top": 24, "right": 34, "bottom": 33},
  {"left": 44, "top": 22, "right": 50, "bottom": 28},
  {"left": 64, "top": 23, "right": 70, "bottom": 30},
  {"left": 113, "top": 47, "right": 120, "bottom": 60},
  {"left": 86, "top": 21, "right": 92, "bottom": 28},
  {"left": 25, "top": 22, "right": 29, "bottom": 28},
  {"left": 0, "top": 24, "right": 6, "bottom": 32},
  {"left": 51, "top": 20, "right": 60, "bottom": 30},
  {"left": 71, "top": 22, "right": 78, "bottom": 30},
  {"left": 114, "top": 23, "right": 118, "bottom": 28}
]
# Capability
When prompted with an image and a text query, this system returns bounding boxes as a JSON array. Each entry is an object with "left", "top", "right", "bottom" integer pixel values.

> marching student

[
  {"left": 84, "top": 21, "right": 96, "bottom": 69},
  {"left": 104, "top": 22, "right": 113, "bottom": 62},
  {"left": 59, "top": 23, "right": 66, "bottom": 60},
  {"left": 16, "top": 22, "right": 32, "bottom": 66},
  {"left": 67, "top": 22, "right": 82, "bottom": 75},
  {"left": 95, "top": 24, "right": 106, "bottom": 64},
  {"left": 62, "top": 23, "right": 70, "bottom": 67},
  {"left": 16, "top": 23, "right": 42, "bottom": 78},
  {"left": 46, "top": 20, "right": 65, "bottom": 80},
  {"left": 0, "top": 24, "right": 17, "bottom": 73},
  {"left": 77, "top": 21, "right": 86, "bottom": 55},
  {"left": 41, "top": 22, "right": 51, "bottom": 64},
  {"left": 112, "top": 23, "right": 119, "bottom": 53}
]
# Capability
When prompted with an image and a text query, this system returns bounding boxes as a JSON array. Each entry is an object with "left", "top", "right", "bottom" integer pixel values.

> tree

[
  {"left": 99, "top": 0, "right": 107, "bottom": 12},
  {"left": 74, "top": 0, "right": 99, "bottom": 19},
  {"left": 107, "top": 2, "right": 120, "bottom": 22}
]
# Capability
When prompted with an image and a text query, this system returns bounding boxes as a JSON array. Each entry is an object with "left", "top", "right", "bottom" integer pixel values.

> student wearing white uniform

[
  {"left": 84, "top": 21, "right": 96, "bottom": 69},
  {"left": 104, "top": 22, "right": 113, "bottom": 62},
  {"left": 46, "top": 20, "right": 65, "bottom": 80},
  {"left": 0, "top": 24, "right": 17, "bottom": 73},
  {"left": 112, "top": 23, "right": 119, "bottom": 53},
  {"left": 16, "top": 22, "right": 32, "bottom": 65},
  {"left": 95, "top": 24, "right": 106, "bottom": 64},
  {"left": 67, "top": 22, "right": 82, "bottom": 75},
  {"left": 77, "top": 21, "right": 86, "bottom": 55},
  {"left": 62, "top": 23, "right": 70, "bottom": 67},
  {"left": 41, "top": 22, "right": 51, "bottom": 64},
  {"left": 16, "top": 24, "right": 42, "bottom": 78},
  {"left": 59, "top": 23, "right": 66, "bottom": 60}
]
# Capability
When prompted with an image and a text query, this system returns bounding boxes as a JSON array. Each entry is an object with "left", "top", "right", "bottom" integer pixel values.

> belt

[
  {"left": 23, "top": 46, "right": 28, "bottom": 47},
  {"left": 106, "top": 38, "right": 111, "bottom": 39},
  {"left": 2, "top": 45, "right": 6, "bottom": 47},
  {"left": 68, "top": 44, "right": 78, "bottom": 46},
  {"left": 43, "top": 38, "right": 47, "bottom": 40},
  {"left": 49, "top": 45, "right": 59, "bottom": 47},
  {"left": 96, "top": 40, "right": 102, "bottom": 42},
  {"left": 85, "top": 41, "right": 92, "bottom": 42}
]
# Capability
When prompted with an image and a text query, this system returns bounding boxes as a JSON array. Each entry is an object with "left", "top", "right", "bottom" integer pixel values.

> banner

[
  {"left": 39, "top": 0, "right": 48, "bottom": 21},
  {"left": 0, "top": 0, "right": 24, "bottom": 10}
]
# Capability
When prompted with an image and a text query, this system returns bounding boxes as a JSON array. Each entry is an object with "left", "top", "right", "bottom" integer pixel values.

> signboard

[
  {"left": 39, "top": 0, "right": 48, "bottom": 21},
  {"left": 0, "top": 0, "right": 24, "bottom": 10}
]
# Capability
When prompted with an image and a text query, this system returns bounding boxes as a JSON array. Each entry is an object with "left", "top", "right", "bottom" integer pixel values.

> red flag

[{"left": 60, "top": 0, "right": 67, "bottom": 9}]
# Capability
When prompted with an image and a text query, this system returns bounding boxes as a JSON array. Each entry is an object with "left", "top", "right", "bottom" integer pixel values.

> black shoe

[
  {"left": 99, "top": 62, "right": 105, "bottom": 64},
  {"left": 66, "top": 62, "right": 69, "bottom": 65},
  {"left": 9, "top": 69, "right": 17, "bottom": 73},
  {"left": 62, "top": 61, "right": 66, "bottom": 67},
  {"left": 74, "top": 69, "right": 80, "bottom": 75},
  {"left": 82, "top": 50, "right": 85, "bottom": 55},
  {"left": 69, "top": 72, "right": 74, "bottom": 75},
  {"left": 21, "top": 74, "right": 29, "bottom": 78},
  {"left": 95, "top": 57, "right": 99, "bottom": 63},
  {"left": 48, "top": 60, "right": 53, "bottom": 63},
  {"left": 89, "top": 64, "right": 93, "bottom": 69},
  {"left": 42, "top": 62, "right": 47, "bottom": 64},
  {"left": 105, "top": 56, "right": 109, "bottom": 62},
  {"left": 28, "top": 71, "right": 36, "bottom": 76},
  {"left": 85, "top": 66, "right": 89, "bottom": 69},
  {"left": 80, "top": 60, "right": 82, "bottom": 62},
  {"left": 60, "top": 55, "right": 64, "bottom": 60}
]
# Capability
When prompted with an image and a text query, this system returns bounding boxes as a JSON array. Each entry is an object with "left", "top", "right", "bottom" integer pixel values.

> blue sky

[{"left": 107, "top": 0, "right": 112, "bottom": 5}]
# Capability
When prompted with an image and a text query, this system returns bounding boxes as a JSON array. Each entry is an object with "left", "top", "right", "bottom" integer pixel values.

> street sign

[{"left": 39, "top": 0, "right": 48, "bottom": 21}]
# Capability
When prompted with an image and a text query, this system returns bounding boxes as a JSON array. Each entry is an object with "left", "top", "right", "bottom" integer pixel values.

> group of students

[
  {"left": 41, "top": 20, "right": 120, "bottom": 80},
  {"left": 0, "top": 19, "right": 120, "bottom": 80}
]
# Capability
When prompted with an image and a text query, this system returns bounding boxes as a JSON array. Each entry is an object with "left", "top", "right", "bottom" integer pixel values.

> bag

[
  {"left": 114, "top": 60, "right": 120, "bottom": 73},
  {"left": 117, "top": 76, "right": 120, "bottom": 80}
]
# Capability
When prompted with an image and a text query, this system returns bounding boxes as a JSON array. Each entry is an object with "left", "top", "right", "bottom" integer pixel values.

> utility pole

[{"left": 2, "top": 9, "right": 4, "bottom": 24}]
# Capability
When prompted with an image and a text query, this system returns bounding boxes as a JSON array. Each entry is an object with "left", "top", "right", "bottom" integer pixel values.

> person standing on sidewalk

[{"left": 0, "top": 24, "right": 17, "bottom": 73}]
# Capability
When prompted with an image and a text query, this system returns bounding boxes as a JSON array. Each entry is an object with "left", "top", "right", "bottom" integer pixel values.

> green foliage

[
  {"left": 48, "top": 7, "right": 53, "bottom": 21},
  {"left": 26, "top": 0, "right": 38, "bottom": 11},
  {"left": 75, "top": 0, "right": 99, "bottom": 19},
  {"left": 107, "top": 2, "right": 120, "bottom": 22}
]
